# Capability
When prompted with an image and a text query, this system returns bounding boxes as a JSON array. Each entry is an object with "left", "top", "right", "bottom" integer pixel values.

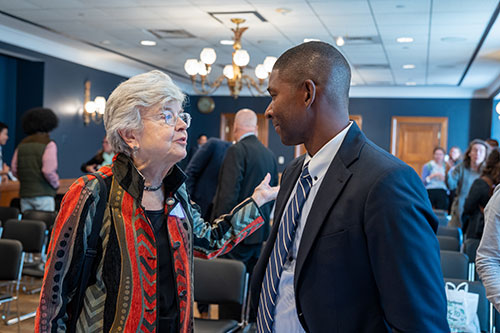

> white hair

[{"left": 104, "top": 70, "right": 186, "bottom": 156}]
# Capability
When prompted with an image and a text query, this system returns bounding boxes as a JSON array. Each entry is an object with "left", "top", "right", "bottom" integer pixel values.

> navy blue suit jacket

[
  {"left": 185, "top": 138, "right": 231, "bottom": 218},
  {"left": 250, "top": 123, "right": 449, "bottom": 332}
]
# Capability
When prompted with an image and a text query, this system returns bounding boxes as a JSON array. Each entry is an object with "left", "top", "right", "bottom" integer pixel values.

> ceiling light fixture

[
  {"left": 402, "top": 64, "right": 415, "bottom": 69},
  {"left": 83, "top": 80, "right": 106, "bottom": 126},
  {"left": 184, "top": 18, "right": 276, "bottom": 99},
  {"left": 140, "top": 40, "right": 157, "bottom": 46},
  {"left": 396, "top": 37, "right": 414, "bottom": 43},
  {"left": 336, "top": 36, "right": 345, "bottom": 47},
  {"left": 220, "top": 40, "right": 234, "bottom": 45},
  {"left": 405, "top": 81, "right": 417, "bottom": 86}
]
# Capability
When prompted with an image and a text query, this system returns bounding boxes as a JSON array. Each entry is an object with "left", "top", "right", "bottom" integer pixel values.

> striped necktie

[{"left": 257, "top": 162, "right": 313, "bottom": 333}]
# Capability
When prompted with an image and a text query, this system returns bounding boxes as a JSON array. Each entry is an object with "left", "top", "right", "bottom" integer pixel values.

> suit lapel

[{"left": 294, "top": 123, "right": 366, "bottom": 291}]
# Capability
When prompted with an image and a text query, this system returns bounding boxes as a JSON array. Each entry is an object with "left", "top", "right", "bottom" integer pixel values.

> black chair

[
  {"left": 463, "top": 238, "right": 481, "bottom": 281},
  {"left": 194, "top": 258, "right": 248, "bottom": 333},
  {"left": 54, "top": 193, "right": 64, "bottom": 212},
  {"left": 9, "top": 198, "right": 20, "bottom": 211},
  {"left": 0, "top": 207, "right": 20, "bottom": 225},
  {"left": 441, "top": 250, "right": 469, "bottom": 280},
  {"left": 2, "top": 219, "right": 47, "bottom": 294},
  {"left": 433, "top": 209, "right": 450, "bottom": 226},
  {"left": 445, "top": 278, "right": 490, "bottom": 332},
  {"left": 22, "top": 210, "right": 57, "bottom": 232},
  {"left": 0, "top": 239, "right": 25, "bottom": 330},
  {"left": 437, "top": 226, "right": 463, "bottom": 247},
  {"left": 438, "top": 235, "right": 460, "bottom": 251}
]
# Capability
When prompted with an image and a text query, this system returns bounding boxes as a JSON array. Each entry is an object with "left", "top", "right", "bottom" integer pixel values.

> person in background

[
  {"left": 446, "top": 146, "right": 462, "bottom": 173},
  {"left": 476, "top": 187, "right": 500, "bottom": 312},
  {"left": 11, "top": 107, "right": 59, "bottom": 212},
  {"left": 462, "top": 148, "right": 500, "bottom": 239},
  {"left": 35, "top": 70, "right": 278, "bottom": 332},
  {"left": 486, "top": 138, "right": 499, "bottom": 148},
  {"left": 80, "top": 137, "right": 114, "bottom": 173},
  {"left": 185, "top": 137, "right": 231, "bottom": 220},
  {"left": 183, "top": 133, "right": 207, "bottom": 168},
  {"left": 0, "top": 122, "right": 10, "bottom": 183},
  {"left": 421, "top": 147, "right": 448, "bottom": 210},
  {"left": 447, "top": 139, "right": 489, "bottom": 227}
]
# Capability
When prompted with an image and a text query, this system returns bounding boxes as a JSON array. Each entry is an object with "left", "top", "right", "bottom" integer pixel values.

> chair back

[
  {"left": 0, "top": 206, "right": 20, "bottom": 223},
  {"left": 0, "top": 239, "right": 24, "bottom": 281},
  {"left": 433, "top": 209, "right": 450, "bottom": 226},
  {"left": 441, "top": 250, "right": 469, "bottom": 279},
  {"left": 194, "top": 257, "right": 247, "bottom": 305},
  {"left": 438, "top": 226, "right": 463, "bottom": 245},
  {"left": 438, "top": 235, "right": 460, "bottom": 251},
  {"left": 2, "top": 219, "right": 46, "bottom": 253},
  {"left": 463, "top": 238, "right": 480, "bottom": 263},
  {"left": 23, "top": 210, "right": 58, "bottom": 230},
  {"left": 444, "top": 278, "right": 490, "bottom": 332}
]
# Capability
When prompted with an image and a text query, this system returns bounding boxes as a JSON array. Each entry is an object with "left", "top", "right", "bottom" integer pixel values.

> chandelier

[{"left": 184, "top": 18, "right": 277, "bottom": 99}]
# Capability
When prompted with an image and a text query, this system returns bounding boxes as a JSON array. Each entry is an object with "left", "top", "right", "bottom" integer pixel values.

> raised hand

[{"left": 251, "top": 173, "right": 279, "bottom": 207}]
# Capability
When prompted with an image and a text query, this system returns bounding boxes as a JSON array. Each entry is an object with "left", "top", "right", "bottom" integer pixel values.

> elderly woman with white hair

[{"left": 35, "top": 70, "right": 277, "bottom": 333}]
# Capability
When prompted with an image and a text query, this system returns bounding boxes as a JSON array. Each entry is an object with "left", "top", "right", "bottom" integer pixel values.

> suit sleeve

[
  {"left": 185, "top": 140, "right": 214, "bottom": 194},
  {"left": 212, "top": 144, "right": 245, "bottom": 217},
  {"left": 364, "top": 165, "right": 449, "bottom": 332}
]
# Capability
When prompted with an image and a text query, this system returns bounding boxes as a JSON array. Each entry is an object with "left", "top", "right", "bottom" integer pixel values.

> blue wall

[
  {"left": 186, "top": 96, "right": 493, "bottom": 172},
  {"left": 0, "top": 41, "right": 126, "bottom": 178},
  {"left": 0, "top": 55, "right": 18, "bottom": 161}
]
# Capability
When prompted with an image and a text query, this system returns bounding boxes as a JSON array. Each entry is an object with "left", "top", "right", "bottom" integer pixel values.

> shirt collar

[
  {"left": 238, "top": 132, "right": 255, "bottom": 142},
  {"left": 304, "top": 121, "right": 353, "bottom": 185}
]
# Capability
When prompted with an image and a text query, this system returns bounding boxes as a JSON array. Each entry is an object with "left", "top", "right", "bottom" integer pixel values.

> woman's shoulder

[{"left": 69, "top": 167, "right": 113, "bottom": 196}]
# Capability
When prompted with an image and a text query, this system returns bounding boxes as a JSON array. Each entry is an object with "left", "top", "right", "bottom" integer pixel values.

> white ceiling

[{"left": 0, "top": 0, "right": 500, "bottom": 98}]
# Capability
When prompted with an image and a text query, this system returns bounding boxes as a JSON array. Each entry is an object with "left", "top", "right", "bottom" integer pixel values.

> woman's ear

[
  {"left": 304, "top": 79, "right": 316, "bottom": 108},
  {"left": 118, "top": 128, "right": 140, "bottom": 150}
]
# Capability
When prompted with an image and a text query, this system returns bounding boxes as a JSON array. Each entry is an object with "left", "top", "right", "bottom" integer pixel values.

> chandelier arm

[
  {"left": 242, "top": 75, "right": 266, "bottom": 95},
  {"left": 190, "top": 75, "right": 226, "bottom": 95}
]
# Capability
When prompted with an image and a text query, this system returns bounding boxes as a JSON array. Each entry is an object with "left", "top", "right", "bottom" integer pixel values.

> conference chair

[
  {"left": 438, "top": 235, "right": 461, "bottom": 252},
  {"left": 0, "top": 239, "right": 24, "bottom": 331},
  {"left": 444, "top": 278, "right": 490, "bottom": 332},
  {"left": 463, "top": 238, "right": 481, "bottom": 281},
  {"left": 437, "top": 225, "right": 463, "bottom": 247},
  {"left": 194, "top": 258, "right": 249, "bottom": 333},
  {"left": 433, "top": 209, "right": 450, "bottom": 226},
  {"left": 0, "top": 207, "right": 20, "bottom": 225},
  {"left": 441, "top": 250, "right": 469, "bottom": 280}
]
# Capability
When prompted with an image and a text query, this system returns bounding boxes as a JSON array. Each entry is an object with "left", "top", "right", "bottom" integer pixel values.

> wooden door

[
  {"left": 220, "top": 113, "right": 269, "bottom": 147},
  {"left": 391, "top": 116, "right": 448, "bottom": 174},
  {"left": 294, "top": 115, "right": 363, "bottom": 157}
]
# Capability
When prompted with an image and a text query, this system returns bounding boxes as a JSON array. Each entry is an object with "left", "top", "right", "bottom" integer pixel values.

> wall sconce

[{"left": 83, "top": 80, "right": 106, "bottom": 126}]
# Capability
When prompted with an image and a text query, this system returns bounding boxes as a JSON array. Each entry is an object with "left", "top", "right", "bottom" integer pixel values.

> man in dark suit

[
  {"left": 185, "top": 137, "right": 231, "bottom": 219},
  {"left": 212, "top": 109, "right": 278, "bottom": 273},
  {"left": 251, "top": 42, "right": 449, "bottom": 332}
]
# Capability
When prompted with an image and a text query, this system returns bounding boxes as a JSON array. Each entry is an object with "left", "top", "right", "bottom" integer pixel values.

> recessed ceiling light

[
  {"left": 397, "top": 37, "right": 414, "bottom": 43},
  {"left": 336, "top": 36, "right": 345, "bottom": 47},
  {"left": 140, "top": 40, "right": 156, "bottom": 46},
  {"left": 441, "top": 36, "right": 467, "bottom": 43},
  {"left": 304, "top": 38, "right": 321, "bottom": 43},
  {"left": 220, "top": 40, "right": 234, "bottom": 45},
  {"left": 276, "top": 8, "right": 292, "bottom": 15},
  {"left": 402, "top": 64, "right": 415, "bottom": 69},
  {"left": 405, "top": 81, "right": 417, "bottom": 86}
]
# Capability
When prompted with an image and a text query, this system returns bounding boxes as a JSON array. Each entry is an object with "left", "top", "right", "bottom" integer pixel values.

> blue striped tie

[{"left": 257, "top": 162, "right": 313, "bottom": 333}]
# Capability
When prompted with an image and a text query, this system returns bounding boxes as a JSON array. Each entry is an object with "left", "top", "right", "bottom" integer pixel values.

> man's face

[
  {"left": 198, "top": 135, "right": 207, "bottom": 146},
  {"left": 0, "top": 128, "right": 8, "bottom": 146},
  {"left": 265, "top": 70, "right": 306, "bottom": 146}
]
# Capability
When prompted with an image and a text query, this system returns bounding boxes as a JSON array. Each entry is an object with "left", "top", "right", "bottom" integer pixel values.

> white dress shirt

[{"left": 273, "top": 122, "right": 352, "bottom": 332}]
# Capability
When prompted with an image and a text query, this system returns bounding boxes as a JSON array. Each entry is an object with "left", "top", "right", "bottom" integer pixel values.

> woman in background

[
  {"left": 462, "top": 148, "right": 500, "bottom": 239},
  {"left": 11, "top": 107, "right": 59, "bottom": 212},
  {"left": 421, "top": 147, "right": 448, "bottom": 210},
  {"left": 80, "top": 137, "right": 114, "bottom": 173},
  {"left": 447, "top": 139, "right": 489, "bottom": 227}
]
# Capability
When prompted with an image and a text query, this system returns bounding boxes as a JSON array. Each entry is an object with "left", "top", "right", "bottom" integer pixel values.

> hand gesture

[{"left": 251, "top": 173, "right": 279, "bottom": 207}]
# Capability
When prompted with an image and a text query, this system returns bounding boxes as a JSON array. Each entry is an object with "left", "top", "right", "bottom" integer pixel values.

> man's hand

[{"left": 251, "top": 173, "right": 279, "bottom": 207}]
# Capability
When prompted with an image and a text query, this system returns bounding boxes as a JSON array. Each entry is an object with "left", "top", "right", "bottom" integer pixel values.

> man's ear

[
  {"left": 303, "top": 79, "right": 316, "bottom": 108},
  {"left": 118, "top": 128, "right": 140, "bottom": 150}
]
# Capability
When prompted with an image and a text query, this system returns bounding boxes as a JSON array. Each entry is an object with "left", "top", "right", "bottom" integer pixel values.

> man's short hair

[{"left": 0, "top": 122, "right": 8, "bottom": 132}]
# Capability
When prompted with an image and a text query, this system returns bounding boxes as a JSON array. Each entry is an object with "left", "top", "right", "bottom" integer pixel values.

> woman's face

[
  {"left": 469, "top": 143, "right": 487, "bottom": 166},
  {"left": 449, "top": 147, "right": 460, "bottom": 161},
  {"left": 433, "top": 149, "right": 445, "bottom": 164},
  {"left": 137, "top": 100, "right": 188, "bottom": 165}
]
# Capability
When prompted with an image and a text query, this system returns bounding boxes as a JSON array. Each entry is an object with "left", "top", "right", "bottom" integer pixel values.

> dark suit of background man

[
  {"left": 185, "top": 137, "right": 231, "bottom": 220},
  {"left": 212, "top": 109, "right": 278, "bottom": 273},
  {"left": 250, "top": 41, "right": 449, "bottom": 333}
]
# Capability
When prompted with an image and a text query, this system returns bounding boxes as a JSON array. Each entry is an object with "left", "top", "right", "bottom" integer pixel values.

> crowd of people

[{"left": 1, "top": 40, "right": 500, "bottom": 332}]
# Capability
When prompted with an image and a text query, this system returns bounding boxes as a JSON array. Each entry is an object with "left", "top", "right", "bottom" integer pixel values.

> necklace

[{"left": 144, "top": 183, "right": 162, "bottom": 191}]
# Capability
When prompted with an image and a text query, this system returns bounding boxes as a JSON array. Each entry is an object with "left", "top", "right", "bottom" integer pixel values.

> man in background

[
  {"left": 212, "top": 108, "right": 278, "bottom": 273},
  {"left": 0, "top": 122, "right": 10, "bottom": 183},
  {"left": 185, "top": 137, "right": 231, "bottom": 220}
]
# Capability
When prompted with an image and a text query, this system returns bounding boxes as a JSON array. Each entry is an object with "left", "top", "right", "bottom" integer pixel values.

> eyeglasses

[{"left": 160, "top": 110, "right": 192, "bottom": 128}]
